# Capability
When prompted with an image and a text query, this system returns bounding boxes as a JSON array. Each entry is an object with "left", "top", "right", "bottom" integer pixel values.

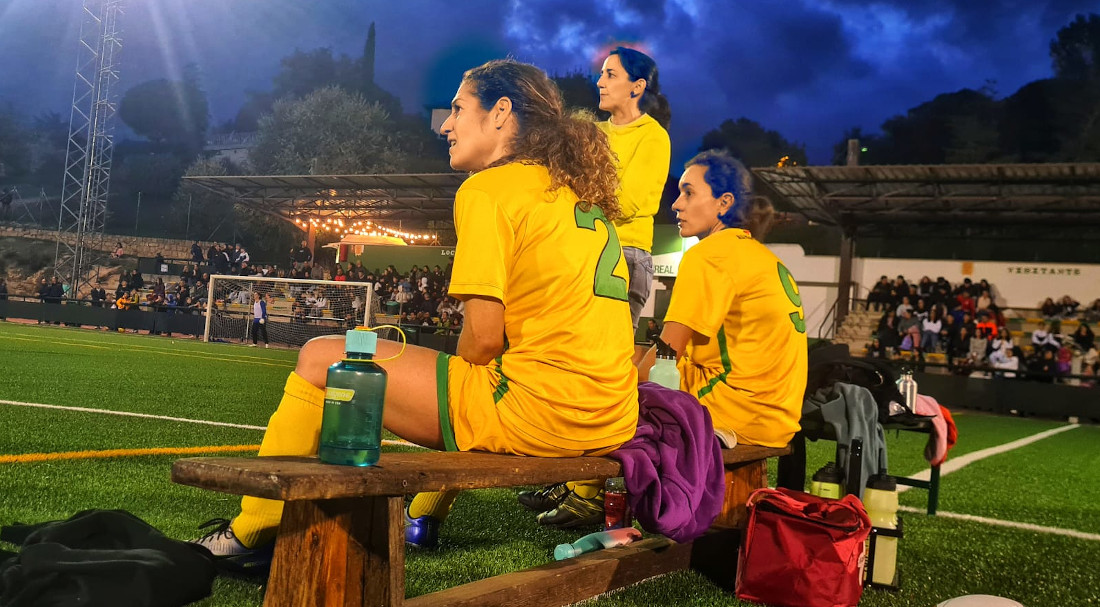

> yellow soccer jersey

[
  {"left": 596, "top": 114, "right": 671, "bottom": 252},
  {"left": 449, "top": 162, "right": 639, "bottom": 452},
  {"left": 664, "top": 228, "right": 808, "bottom": 447}
]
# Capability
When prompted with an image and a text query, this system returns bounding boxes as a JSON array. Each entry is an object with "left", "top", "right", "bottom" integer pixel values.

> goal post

[{"left": 204, "top": 274, "right": 376, "bottom": 347}]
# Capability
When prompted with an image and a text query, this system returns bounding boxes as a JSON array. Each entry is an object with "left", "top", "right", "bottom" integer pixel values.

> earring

[{"left": 629, "top": 92, "right": 637, "bottom": 98}]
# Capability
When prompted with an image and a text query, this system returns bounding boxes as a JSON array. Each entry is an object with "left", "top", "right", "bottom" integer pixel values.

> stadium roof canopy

[
  {"left": 752, "top": 162, "right": 1100, "bottom": 238},
  {"left": 182, "top": 173, "right": 466, "bottom": 227}
]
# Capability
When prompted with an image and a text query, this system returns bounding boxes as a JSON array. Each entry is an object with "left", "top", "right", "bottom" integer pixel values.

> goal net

[{"left": 204, "top": 275, "right": 376, "bottom": 347}]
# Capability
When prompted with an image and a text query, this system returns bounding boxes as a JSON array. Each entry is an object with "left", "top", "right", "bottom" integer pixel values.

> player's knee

[{"left": 296, "top": 334, "right": 345, "bottom": 387}]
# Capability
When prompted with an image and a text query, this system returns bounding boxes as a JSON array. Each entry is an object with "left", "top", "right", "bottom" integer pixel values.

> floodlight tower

[{"left": 54, "top": 0, "right": 124, "bottom": 298}]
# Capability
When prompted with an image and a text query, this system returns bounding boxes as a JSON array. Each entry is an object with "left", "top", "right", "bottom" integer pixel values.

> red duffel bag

[{"left": 736, "top": 487, "right": 871, "bottom": 607}]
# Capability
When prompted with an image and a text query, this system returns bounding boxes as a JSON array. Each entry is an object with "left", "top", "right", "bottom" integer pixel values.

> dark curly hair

[{"left": 463, "top": 59, "right": 621, "bottom": 220}]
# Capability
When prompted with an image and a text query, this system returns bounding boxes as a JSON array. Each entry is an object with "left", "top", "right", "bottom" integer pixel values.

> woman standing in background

[{"left": 595, "top": 46, "right": 671, "bottom": 351}]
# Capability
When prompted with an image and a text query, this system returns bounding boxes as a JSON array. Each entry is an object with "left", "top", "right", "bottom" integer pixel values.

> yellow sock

[
  {"left": 566, "top": 480, "right": 603, "bottom": 499},
  {"left": 232, "top": 372, "right": 325, "bottom": 548},
  {"left": 408, "top": 491, "right": 460, "bottom": 520}
]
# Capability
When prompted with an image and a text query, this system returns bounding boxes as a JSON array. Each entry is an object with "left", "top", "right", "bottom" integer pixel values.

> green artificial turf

[
  {"left": 2, "top": 322, "right": 1099, "bottom": 607},
  {"left": 929, "top": 425, "right": 1100, "bottom": 533}
]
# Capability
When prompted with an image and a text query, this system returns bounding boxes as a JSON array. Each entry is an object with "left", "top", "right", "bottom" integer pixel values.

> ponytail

[{"left": 609, "top": 47, "right": 672, "bottom": 129}]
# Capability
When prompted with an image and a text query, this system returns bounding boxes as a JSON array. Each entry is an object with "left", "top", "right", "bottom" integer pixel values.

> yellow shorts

[{"left": 435, "top": 352, "right": 624, "bottom": 457}]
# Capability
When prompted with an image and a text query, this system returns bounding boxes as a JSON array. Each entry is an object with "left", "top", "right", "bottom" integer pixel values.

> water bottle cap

[
  {"left": 812, "top": 462, "right": 844, "bottom": 483},
  {"left": 553, "top": 543, "right": 579, "bottom": 560},
  {"left": 345, "top": 329, "right": 377, "bottom": 355},
  {"left": 866, "top": 474, "right": 897, "bottom": 491}
]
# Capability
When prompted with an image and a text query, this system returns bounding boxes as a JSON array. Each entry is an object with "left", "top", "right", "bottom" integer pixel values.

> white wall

[{"left": 649, "top": 243, "right": 1098, "bottom": 338}]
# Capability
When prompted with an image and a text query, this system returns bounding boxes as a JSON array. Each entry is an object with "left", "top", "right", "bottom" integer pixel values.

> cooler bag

[{"left": 736, "top": 487, "right": 871, "bottom": 607}]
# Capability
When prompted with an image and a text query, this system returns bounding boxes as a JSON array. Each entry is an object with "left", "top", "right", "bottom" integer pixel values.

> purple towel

[{"left": 609, "top": 382, "right": 726, "bottom": 543}]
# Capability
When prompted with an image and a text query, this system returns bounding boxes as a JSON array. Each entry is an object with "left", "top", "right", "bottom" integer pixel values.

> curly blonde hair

[{"left": 463, "top": 60, "right": 622, "bottom": 220}]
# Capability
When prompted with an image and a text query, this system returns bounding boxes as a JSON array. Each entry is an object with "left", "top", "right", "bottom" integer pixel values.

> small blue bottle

[{"left": 318, "top": 329, "right": 387, "bottom": 466}]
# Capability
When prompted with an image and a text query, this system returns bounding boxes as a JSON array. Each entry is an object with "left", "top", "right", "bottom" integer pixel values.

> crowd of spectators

[{"left": 863, "top": 274, "right": 1098, "bottom": 385}]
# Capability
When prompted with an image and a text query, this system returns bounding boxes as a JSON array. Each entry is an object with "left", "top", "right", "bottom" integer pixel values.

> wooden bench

[{"left": 172, "top": 444, "right": 788, "bottom": 607}]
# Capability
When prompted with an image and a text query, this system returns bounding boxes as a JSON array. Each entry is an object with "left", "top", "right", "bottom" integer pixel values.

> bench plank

[
  {"left": 404, "top": 536, "right": 692, "bottom": 607},
  {"left": 171, "top": 445, "right": 789, "bottom": 502}
]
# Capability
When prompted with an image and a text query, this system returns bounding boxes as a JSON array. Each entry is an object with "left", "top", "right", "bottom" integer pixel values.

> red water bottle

[{"left": 604, "top": 477, "right": 632, "bottom": 530}]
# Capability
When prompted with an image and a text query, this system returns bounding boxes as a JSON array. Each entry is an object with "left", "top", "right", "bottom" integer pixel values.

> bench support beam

[{"left": 266, "top": 496, "right": 405, "bottom": 607}]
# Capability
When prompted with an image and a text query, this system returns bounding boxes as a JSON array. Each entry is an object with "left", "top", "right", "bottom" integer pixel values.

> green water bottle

[{"left": 318, "top": 329, "right": 387, "bottom": 466}]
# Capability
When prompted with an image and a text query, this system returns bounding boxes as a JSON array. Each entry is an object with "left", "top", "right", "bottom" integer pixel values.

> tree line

[{"left": 0, "top": 14, "right": 1097, "bottom": 256}]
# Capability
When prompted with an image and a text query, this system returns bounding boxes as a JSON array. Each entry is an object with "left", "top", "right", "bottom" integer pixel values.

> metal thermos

[{"left": 896, "top": 369, "right": 918, "bottom": 412}]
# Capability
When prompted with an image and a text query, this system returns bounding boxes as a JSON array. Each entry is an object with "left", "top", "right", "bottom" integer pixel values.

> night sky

[{"left": 0, "top": 0, "right": 1095, "bottom": 164}]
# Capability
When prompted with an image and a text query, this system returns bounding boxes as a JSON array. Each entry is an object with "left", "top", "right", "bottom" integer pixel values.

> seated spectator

[
  {"left": 968, "top": 330, "right": 989, "bottom": 364},
  {"left": 949, "top": 326, "right": 973, "bottom": 360},
  {"left": 866, "top": 276, "right": 892, "bottom": 311},
  {"left": 988, "top": 344, "right": 1019, "bottom": 378},
  {"left": 1072, "top": 323, "right": 1095, "bottom": 352},
  {"left": 311, "top": 289, "right": 328, "bottom": 315},
  {"left": 976, "top": 290, "right": 992, "bottom": 311},
  {"left": 898, "top": 309, "right": 921, "bottom": 351},
  {"left": 867, "top": 337, "right": 887, "bottom": 358},
  {"left": 90, "top": 283, "right": 106, "bottom": 307},
  {"left": 1057, "top": 347, "right": 1073, "bottom": 377},
  {"left": 111, "top": 241, "right": 124, "bottom": 258},
  {"left": 894, "top": 295, "right": 913, "bottom": 319},
  {"left": 333, "top": 266, "right": 347, "bottom": 282},
  {"left": 1028, "top": 349, "right": 1057, "bottom": 383},
  {"left": 1040, "top": 297, "right": 1059, "bottom": 320},
  {"left": 645, "top": 319, "right": 661, "bottom": 344},
  {"left": 921, "top": 307, "right": 943, "bottom": 353},
  {"left": 1084, "top": 299, "right": 1100, "bottom": 322},
  {"left": 1031, "top": 321, "right": 1061, "bottom": 353},
  {"left": 1059, "top": 295, "right": 1080, "bottom": 319},
  {"left": 955, "top": 290, "right": 976, "bottom": 316},
  {"left": 877, "top": 313, "right": 901, "bottom": 353},
  {"left": 114, "top": 280, "right": 129, "bottom": 301},
  {"left": 917, "top": 275, "right": 933, "bottom": 298},
  {"left": 974, "top": 310, "right": 997, "bottom": 338},
  {"left": 393, "top": 285, "right": 412, "bottom": 306},
  {"left": 913, "top": 298, "right": 930, "bottom": 320}
]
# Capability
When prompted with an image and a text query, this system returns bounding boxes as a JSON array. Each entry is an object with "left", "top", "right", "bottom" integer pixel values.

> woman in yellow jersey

[
  {"left": 642, "top": 150, "right": 807, "bottom": 448},
  {"left": 193, "top": 59, "right": 639, "bottom": 559},
  {"left": 515, "top": 48, "right": 670, "bottom": 529},
  {"left": 595, "top": 47, "right": 671, "bottom": 340}
]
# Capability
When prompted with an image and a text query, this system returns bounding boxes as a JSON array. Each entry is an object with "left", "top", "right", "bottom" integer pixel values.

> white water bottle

[{"left": 649, "top": 355, "right": 680, "bottom": 390}]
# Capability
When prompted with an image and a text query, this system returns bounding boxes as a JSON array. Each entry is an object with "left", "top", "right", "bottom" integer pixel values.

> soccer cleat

[
  {"left": 517, "top": 482, "right": 570, "bottom": 513},
  {"left": 191, "top": 518, "right": 273, "bottom": 570},
  {"left": 404, "top": 508, "right": 440, "bottom": 549},
  {"left": 536, "top": 489, "right": 605, "bottom": 529}
]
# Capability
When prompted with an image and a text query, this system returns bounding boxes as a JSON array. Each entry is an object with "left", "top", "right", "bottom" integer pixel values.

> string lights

[{"left": 292, "top": 216, "right": 436, "bottom": 243}]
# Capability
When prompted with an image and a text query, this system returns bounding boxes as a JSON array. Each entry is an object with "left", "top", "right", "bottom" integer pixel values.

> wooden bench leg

[
  {"left": 712, "top": 460, "right": 767, "bottom": 529},
  {"left": 265, "top": 496, "right": 405, "bottom": 607}
]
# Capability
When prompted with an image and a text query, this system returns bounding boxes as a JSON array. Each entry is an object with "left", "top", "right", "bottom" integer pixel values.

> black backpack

[{"left": 805, "top": 342, "right": 924, "bottom": 425}]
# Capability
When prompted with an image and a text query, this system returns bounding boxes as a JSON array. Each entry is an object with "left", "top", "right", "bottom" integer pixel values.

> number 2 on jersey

[
  {"left": 778, "top": 262, "right": 807, "bottom": 333},
  {"left": 574, "top": 204, "right": 629, "bottom": 301}
]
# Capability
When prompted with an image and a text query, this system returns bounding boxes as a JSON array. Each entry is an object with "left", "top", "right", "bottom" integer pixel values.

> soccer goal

[{"left": 204, "top": 275, "right": 376, "bottom": 347}]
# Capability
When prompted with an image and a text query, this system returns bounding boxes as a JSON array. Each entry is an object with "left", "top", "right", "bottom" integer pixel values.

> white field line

[
  {"left": 0, "top": 399, "right": 420, "bottom": 448},
  {"left": 897, "top": 423, "right": 1080, "bottom": 492},
  {"left": 899, "top": 505, "right": 1100, "bottom": 542}
]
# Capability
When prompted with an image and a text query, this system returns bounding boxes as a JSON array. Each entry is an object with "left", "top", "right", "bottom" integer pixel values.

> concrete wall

[{"left": 0, "top": 226, "right": 208, "bottom": 261}]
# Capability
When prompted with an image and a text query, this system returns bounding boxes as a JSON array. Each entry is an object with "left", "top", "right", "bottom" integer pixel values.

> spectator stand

[{"left": 753, "top": 161, "right": 1100, "bottom": 335}]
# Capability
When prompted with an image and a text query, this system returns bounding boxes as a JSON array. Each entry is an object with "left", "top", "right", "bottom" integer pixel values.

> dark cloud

[{"left": 1, "top": 0, "right": 1097, "bottom": 163}]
